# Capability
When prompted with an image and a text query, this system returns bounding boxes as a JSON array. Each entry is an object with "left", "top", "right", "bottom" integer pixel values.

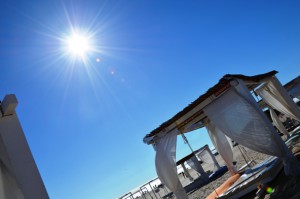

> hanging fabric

[
  {"left": 199, "top": 145, "right": 221, "bottom": 170},
  {"left": 203, "top": 79, "right": 300, "bottom": 176},
  {"left": 197, "top": 148, "right": 214, "bottom": 165},
  {"left": 256, "top": 76, "right": 300, "bottom": 121},
  {"left": 269, "top": 107, "right": 289, "bottom": 136},
  {"left": 154, "top": 129, "right": 188, "bottom": 199},
  {"left": 186, "top": 156, "right": 209, "bottom": 181},
  {"left": 205, "top": 122, "right": 237, "bottom": 175}
]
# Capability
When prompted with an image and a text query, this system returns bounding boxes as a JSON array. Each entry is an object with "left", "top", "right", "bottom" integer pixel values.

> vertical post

[
  {"left": 139, "top": 188, "right": 147, "bottom": 199},
  {"left": 141, "top": 186, "right": 153, "bottom": 199},
  {"left": 123, "top": 192, "right": 134, "bottom": 199},
  {"left": 148, "top": 182, "right": 159, "bottom": 199},
  {"left": 181, "top": 133, "right": 194, "bottom": 153},
  {"left": 181, "top": 163, "right": 193, "bottom": 181},
  {"left": 129, "top": 192, "right": 134, "bottom": 199},
  {"left": 205, "top": 145, "right": 220, "bottom": 170}
]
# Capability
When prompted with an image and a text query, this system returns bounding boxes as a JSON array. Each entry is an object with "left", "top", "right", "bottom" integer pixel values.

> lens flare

[{"left": 266, "top": 187, "right": 274, "bottom": 194}]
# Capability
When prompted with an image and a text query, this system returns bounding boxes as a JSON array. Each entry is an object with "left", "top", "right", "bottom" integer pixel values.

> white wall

[{"left": 0, "top": 95, "right": 49, "bottom": 199}]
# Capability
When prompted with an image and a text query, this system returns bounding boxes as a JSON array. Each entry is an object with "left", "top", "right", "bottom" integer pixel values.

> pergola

[
  {"left": 143, "top": 70, "right": 300, "bottom": 199},
  {"left": 284, "top": 75, "right": 300, "bottom": 99},
  {"left": 176, "top": 144, "right": 220, "bottom": 183}
]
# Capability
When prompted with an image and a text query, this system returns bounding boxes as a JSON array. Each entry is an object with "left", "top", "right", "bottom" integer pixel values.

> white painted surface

[{"left": 0, "top": 95, "right": 49, "bottom": 199}]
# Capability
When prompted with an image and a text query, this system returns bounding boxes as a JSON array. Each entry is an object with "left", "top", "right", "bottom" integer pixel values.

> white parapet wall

[{"left": 0, "top": 94, "right": 49, "bottom": 199}]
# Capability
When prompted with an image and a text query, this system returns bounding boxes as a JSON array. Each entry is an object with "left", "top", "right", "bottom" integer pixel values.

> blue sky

[{"left": 0, "top": 0, "right": 300, "bottom": 198}]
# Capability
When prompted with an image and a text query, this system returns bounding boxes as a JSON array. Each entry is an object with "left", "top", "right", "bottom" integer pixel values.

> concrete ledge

[{"left": 1, "top": 94, "right": 18, "bottom": 116}]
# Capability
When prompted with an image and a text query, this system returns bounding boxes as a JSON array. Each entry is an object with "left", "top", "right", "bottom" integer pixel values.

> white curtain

[
  {"left": 197, "top": 149, "right": 213, "bottom": 165},
  {"left": 256, "top": 77, "right": 300, "bottom": 121},
  {"left": 197, "top": 146, "right": 221, "bottom": 170},
  {"left": 203, "top": 79, "right": 300, "bottom": 176},
  {"left": 186, "top": 156, "right": 209, "bottom": 181},
  {"left": 205, "top": 122, "right": 237, "bottom": 175},
  {"left": 269, "top": 107, "right": 289, "bottom": 136},
  {"left": 154, "top": 129, "right": 188, "bottom": 199}
]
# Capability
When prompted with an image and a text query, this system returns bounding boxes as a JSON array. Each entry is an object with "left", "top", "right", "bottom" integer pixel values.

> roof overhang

[
  {"left": 176, "top": 144, "right": 209, "bottom": 165},
  {"left": 143, "top": 70, "right": 278, "bottom": 145}
]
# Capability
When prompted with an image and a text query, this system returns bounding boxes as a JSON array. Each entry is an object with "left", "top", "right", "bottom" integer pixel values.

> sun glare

[
  {"left": 64, "top": 31, "right": 93, "bottom": 60},
  {"left": 67, "top": 34, "right": 89, "bottom": 55}
]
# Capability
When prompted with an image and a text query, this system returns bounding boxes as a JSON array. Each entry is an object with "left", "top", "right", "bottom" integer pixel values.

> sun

[
  {"left": 67, "top": 33, "right": 90, "bottom": 55},
  {"left": 63, "top": 31, "right": 93, "bottom": 60}
]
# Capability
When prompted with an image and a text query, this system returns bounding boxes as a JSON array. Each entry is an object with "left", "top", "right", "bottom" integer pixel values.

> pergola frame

[{"left": 143, "top": 71, "right": 277, "bottom": 144}]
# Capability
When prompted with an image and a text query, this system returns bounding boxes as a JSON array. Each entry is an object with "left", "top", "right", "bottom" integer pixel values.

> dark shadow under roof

[
  {"left": 144, "top": 70, "right": 278, "bottom": 140},
  {"left": 177, "top": 153, "right": 194, "bottom": 166}
]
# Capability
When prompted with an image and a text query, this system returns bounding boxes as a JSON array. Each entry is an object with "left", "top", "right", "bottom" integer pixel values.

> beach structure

[
  {"left": 143, "top": 70, "right": 300, "bottom": 199},
  {"left": 0, "top": 94, "right": 49, "bottom": 199},
  {"left": 195, "top": 145, "right": 221, "bottom": 171},
  {"left": 284, "top": 75, "right": 300, "bottom": 100},
  {"left": 176, "top": 144, "right": 221, "bottom": 183},
  {"left": 257, "top": 76, "right": 300, "bottom": 133}
]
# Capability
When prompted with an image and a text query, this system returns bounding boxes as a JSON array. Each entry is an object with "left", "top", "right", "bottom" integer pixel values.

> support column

[
  {"left": 205, "top": 145, "right": 220, "bottom": 170},
  {"left": 181, "top": 163, "right": 193, "bottom": 182}
]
